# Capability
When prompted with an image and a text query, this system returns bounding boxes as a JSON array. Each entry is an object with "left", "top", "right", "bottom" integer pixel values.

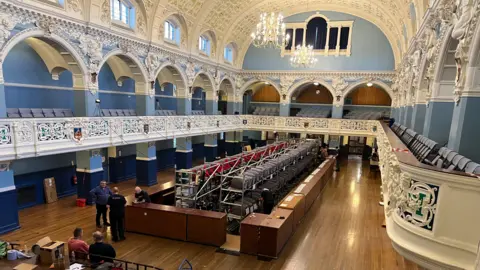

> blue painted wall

[
  {"left": 423, "top": 102, "right": 454, "bottom": 145},
  {"left": 243, "top": 11, "right": 395, "bottom": 71},
  {"left": 4, "top": 41, "right": 74, "bottom": 110},
  {"left": 98, "top": 64, "right": 136, "bottom": 110},
  {"left": 155, "top": 83, "right": 177, "bottom": 111}
]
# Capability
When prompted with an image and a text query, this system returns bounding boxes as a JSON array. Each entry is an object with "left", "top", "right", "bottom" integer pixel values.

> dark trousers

[
  {"left": 95, "top": 204, "right": 108, "bottom": 226},
  {"left": 110, "top": 214, "right": 125, "bottom": 241},
  {"left": 263, "top": 203, "right": 274, "bottom": 214}
]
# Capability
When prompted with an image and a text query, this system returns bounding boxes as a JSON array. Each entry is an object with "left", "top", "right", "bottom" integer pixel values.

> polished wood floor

[{"left": 1, "top": 158, "right": 421, "bottom": 270}]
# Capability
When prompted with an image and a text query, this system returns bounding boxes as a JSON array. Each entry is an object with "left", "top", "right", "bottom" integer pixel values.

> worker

[
  {"left": 134, "top": 186, "right": 151, "bottom": 203},
  {"left": 261, "top": 188, "right": 274, "bottom": 214},
  {"left": 90, "top": 181, "right": 113, "bottom": 228},
  {"left": 107, "top": 187, "right": 127, "bottom": 242},
  {"left": 89, "top": 232, "right": 116, "bottom": 265}
]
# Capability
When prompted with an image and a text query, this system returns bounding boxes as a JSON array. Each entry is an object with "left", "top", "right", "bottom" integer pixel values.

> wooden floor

[{"left": 1, "top": 158, "right": 421, "bottom": 270}]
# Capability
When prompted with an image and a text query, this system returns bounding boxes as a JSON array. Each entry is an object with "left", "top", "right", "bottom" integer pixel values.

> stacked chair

[
  {"left": 251, "top": 106, "right": 280, "bottom": 116},
  {"left": 192, "top": 110, "right": 205, "bottom": 115},
  {"left": 343, "top": 110, "right": 388, "bottom": 120},
  {"left": 295, "top": 108, "right": 331, "bottom": 118},
  {"left": 155, "top": 110, "right": 177, "bottom": 116},
  {"left": 391, "top": 122, "right": 480, "bottom": 174},
  {"left": 101, "top": 109, "right": 137, "bottom": 117},
  {"left": 7, "top": 108, "right": 74, "bottom": 118}
]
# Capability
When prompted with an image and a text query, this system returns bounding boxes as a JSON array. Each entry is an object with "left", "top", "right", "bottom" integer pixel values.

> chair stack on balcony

[
  {"left": 192, "top": 110, "right": 205, "bottom": 115},
  {"left": 390, "top": 122, "right": 480, "bottom": 174},
  {"left": 295, "top": 108, "right": 331, "bottom": 118},
  {"left": 343, "top": 110, "right": 388, "bottom": 120},
  {"left": 101, "top": 109, "right": 137, "bottom": 117},
  {"left": 252, "top": 106, "right": 279, "bottom": 116},
  {"left": 7, "top": 108, "right": 74, "bottom": 118},
  {"left": 155, "top": 110, "right": 177, "bottom": 116}
]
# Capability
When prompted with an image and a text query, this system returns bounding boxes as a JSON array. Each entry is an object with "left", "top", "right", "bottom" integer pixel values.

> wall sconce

[
  {"left": 336, "top": 95, "right": 341, "bottom": 102},
  {"left": 150, "top": 81, "right": 155, "bottom": 90}
]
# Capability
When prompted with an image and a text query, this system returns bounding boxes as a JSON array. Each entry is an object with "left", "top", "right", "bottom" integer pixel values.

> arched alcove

[
  {"left": 3, "top": 36, "right": 86, "bottom": 116},
  {"left": 155, "top": 63, "right": 188, "bottom": 115},
  {"left": 344, "top": 86, "right": 391, "bottom": 106},
  {"left": 218, "top": 78, "right": 235, "bottom": 114},
  {"left": 241, "top": 82, "right": 281, "bottom": 115},
  {"left": 290, "top": 83, "right": 334, "bottom": 117}
]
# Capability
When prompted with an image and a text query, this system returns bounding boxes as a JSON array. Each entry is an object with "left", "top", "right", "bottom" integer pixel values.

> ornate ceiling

[{"left": 147, "top": 0, "right": 426, "bottom": 67}]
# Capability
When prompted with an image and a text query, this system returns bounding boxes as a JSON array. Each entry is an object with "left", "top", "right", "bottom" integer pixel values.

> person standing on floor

[
  {"left": 107, "top": 187, "right": 127, "bottom": 242},
  {"left": 90, "top": 181, "right": 113, "bottom": 228}
]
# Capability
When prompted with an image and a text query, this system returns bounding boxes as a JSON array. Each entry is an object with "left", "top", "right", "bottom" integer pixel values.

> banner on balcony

[
  {"left": 144, "top": 124, "right": 149, "bottom": 134},
  {"left": 400, "top": 181, "right": 439, "bottom": 231},
  {"left": 392, "top": 148, "right": 409, "bottom": 153}
]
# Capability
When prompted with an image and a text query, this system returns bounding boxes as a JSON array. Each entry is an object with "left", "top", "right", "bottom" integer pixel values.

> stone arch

[
  {"left": 161, "top": 12, "right": 189, "bottom": 48},
  {"left": 0, "top": 28, "right": 88, "bottom": 88},
  {"left": 219, "top": 77, "right": 235, "bottom": 97},
  {"left": 155, "top": 62, "right": 188, "bottom": 98},
  {"left": 431, "top": 26, "right": 456, "bottom": 100},
  {"left": 192, "top": 72, "right": 215, "bottom": 103},
  {"left": 98, "top": 49, "right": 148, "bottom": 94},
  {"left": 343, "top": 80, "right": 393, "bottom": 99},
  {"left": 239, "top": 79, "right": 282, "bottom": 97},
  {"left": 288, "top": 79, "right": 335, "bottom": 99},
  {"left": 197, "top": 29, "right": 217, "bottom": 57},
  {"left": 464, "top": 20, "right": 480, "bottom": 92}
]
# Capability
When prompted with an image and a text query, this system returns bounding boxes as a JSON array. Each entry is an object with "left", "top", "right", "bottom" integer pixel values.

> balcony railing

[{"left": 0, "top": 115, "right": 379, "bottom": 162}]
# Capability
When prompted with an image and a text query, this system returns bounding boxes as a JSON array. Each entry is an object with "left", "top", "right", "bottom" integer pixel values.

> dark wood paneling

[
  {"left": 252, "top": 85, "right": 280, "bottom": 102},
  {"left": 346, "top": 86, "right": 392, "bottom": 106},
  {"left": 295, "top": 85, "right": 333, "bottom": 104}
]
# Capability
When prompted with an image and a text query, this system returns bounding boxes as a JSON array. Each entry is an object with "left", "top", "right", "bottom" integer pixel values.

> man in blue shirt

[{"left": 90, "top": 181, "right": 113, "bottom": 228}]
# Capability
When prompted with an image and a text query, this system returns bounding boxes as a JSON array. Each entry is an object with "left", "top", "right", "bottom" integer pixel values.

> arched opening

[
  {"left": 155, "top": 64, "right": 187, "bottom": 116},
  {"left": 218, "top": 78, "right": 235, "bottom": 115},
  {"left": 4, "top": 37, "right": 86, "bottom": 118},
  {"left": 290, "top": 83, "right": 333, "bottom": 117},
  {"left": 163, "top": 13, "right": 188, "bottom": 48},
  {"left": 244, "top": 82, "right": 281, "bottom": 116},
  {"left": 306, "top": 17, "right": 328, "bottom": 50},
  {"left": 343, "top": 84, "right": 391, "bottom": 119}
]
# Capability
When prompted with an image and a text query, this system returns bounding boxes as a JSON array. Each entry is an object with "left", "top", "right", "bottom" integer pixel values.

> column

[
  {"left": 411, "top": 103, "right": 427, "bottom": 133},
  {"left": 175, "top": 87, "right": 193, "bottom": 169},
  {"left": 448, "top": 97, "right": 480, "bottom": 161},
  {"left": 0, "top": 79, "right": 6, "bottom": 117},
  {"left": 204, "top": 134, "right": 218, "bottom": 162},
  {"left": 205, "top": 91, "right": 218, "bottom": 115},
  {"left": 136, "top": 93, "right": 155, "bottom": 116},
  {"left": 423, "top": 101, "right": 454, "bottom": 144},
  {"left": 279, "top": 102, "right": 290, "bottom": 116},
  {"left": 332, "top": 104, "right": 343, "bottom": 119},
  {"left": 74, "top": 89, "right": 99, "bottom": 117},
  {"left": 325, "top": 25, "right": 331, "bottom": 55},
  {"left": 176, "top": 137, "right": 193, "bottom": 169},
  {"left": 76, "top": 150, "right": 104, "bottom": 205},
  {"left": 225, "top": 131, "right": 242, "bottom": 156},
  {"left": 405, "top": 105, "right": 413, "bottom": 128},
  {"left": 136, "top": 142, "right": 157, "bottom": 186},
  {"left": 335, "top": 26, "right": 342, "bottom": 56},
  {"left": 0, "top": 162, "right": 20, "bottom": 234},
  {"left": 292, "top": 28, "right": 296, "bottom": 49}
]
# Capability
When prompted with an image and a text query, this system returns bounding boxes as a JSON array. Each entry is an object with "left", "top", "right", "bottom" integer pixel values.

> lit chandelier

[
  {"left": 251, "top": 12, "right": 290, "bottom": 49},
  {"left": 290, "top": 45, "right": 318, "bottom": 68}
]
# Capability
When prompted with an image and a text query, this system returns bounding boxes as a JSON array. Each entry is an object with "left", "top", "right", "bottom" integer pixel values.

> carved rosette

[
  {"left": 0, "top": 12, "right": 17, "bottom": 49},
  {"left": 280, "top": 75, "right": 294, "bottom": 104},
  {"left": 185, "top": 61, "right": 196, "bottom": 87},
  {"left": 331, "top": 77, "right": 349, "bottom": 103}
]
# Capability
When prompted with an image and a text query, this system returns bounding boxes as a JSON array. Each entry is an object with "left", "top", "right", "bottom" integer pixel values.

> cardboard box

[
  {"left": 36, "top": 237, "right": 65, "bottom": 266},
  {"left": 43, "top": 178, "right": 58, "bottom": 204}
]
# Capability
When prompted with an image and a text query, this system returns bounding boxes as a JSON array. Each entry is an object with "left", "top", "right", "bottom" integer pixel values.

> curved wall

[{"left": 243, "top": 11, "right": 395, "bottom": 71}]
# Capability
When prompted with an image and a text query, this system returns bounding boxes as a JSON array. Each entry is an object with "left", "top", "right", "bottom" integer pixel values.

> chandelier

[
  {"left": 251, "top": 12, "right": 290, "bottom": 49},
  {"left": 290, "top": 45, "right": 317, "bottom": 68}
]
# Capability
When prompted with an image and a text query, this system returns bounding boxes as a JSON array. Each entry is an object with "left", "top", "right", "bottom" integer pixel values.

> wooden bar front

[
  {"left": 278, "top": 194, "right": 305, "bottom": 230},
  {"left": 258, "top": 208, "right": 294, "bottom": 258},
  {"left": 187, "top": 209, "right": 227, "bottom": 246},
  {"left": 126, "top": 204, "right": 189, "bottom": 241},
  {"left": 126, "top": 203, "right": 227, "bottom": 246},
  {"left": 240, "top": 213, "right": 269, "bottom": 255}
]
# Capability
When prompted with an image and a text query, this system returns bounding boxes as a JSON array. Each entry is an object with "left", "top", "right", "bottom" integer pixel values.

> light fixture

[
  {"left": 251, "top": 12, "right": 290, "bottom": 49},
  {"left": 316, "top": 90, "right": 320, "bottom": 94},
  {"left": 313, "top": 82, "right": 319, "bottom": 86},
  {"left": 367, "top": 82, "right": 373, "bottom": 87},
  {"left": 265, "top": 82, "right": 270, "bottom": 85},
  {"left": 290, "top": 45, "right": 317, "bottom": 68}
]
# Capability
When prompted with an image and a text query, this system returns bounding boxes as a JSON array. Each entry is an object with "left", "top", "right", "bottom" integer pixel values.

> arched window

[
  {"left": 164, "top": 20, "right": 180, "bottom": 45},
  {"left": 111, "top": 0, "right": 135, "bottom": 28},
  {"left": 199, "top": 35, "right": 211, "bottom": 55},
  {"left": 224, "top": 43, "right": 235, "bottom": 63},
  {"left": 281, "top": 13, "right": 353, "bottom": 57}
]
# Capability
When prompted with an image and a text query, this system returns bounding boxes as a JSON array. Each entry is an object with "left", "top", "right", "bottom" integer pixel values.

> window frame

[
  {"left": 198, "top": 35, "right": 210, "bottom": 56},
  {"left": 224, "top": 45, "right": 234, "bottom": 64},
  {"left": 110, "top": 0, "right": 134, "bottom": 28},
  {"left": 164, "top": 20, "right": 176, "bottom": 42},
  {"left": 280, "top": 13, "right": 353, "bottom": 58}
]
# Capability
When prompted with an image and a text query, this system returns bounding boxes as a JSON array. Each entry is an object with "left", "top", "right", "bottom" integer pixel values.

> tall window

[
  {"left": 111, "top": 0, "right": 131, "bottom": 25},
  {"left": 164, "top": 21, "right": 176, "bottom": 41},
  {"left": 199, "top": 36, "right": 210, "bottom": 55},
  {"left": 224, "top": 46, "right": 233, "bottom": 63}
]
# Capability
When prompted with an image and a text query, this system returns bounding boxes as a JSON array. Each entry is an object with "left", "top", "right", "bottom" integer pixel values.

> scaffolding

[
  {"left": 219, "top": 139, "right": 319, "bottom": 221},
  {"left": 174, "top": 141, "right": 289, "bottom": 209}
]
